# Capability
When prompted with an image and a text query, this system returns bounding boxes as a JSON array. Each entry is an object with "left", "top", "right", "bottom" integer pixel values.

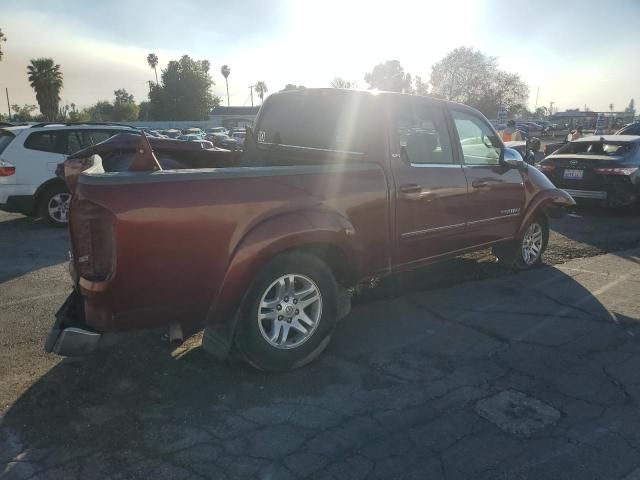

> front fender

[
  {"left": 518, "top": 188, "right": 575, "bottom": 237},
  {"left": 205, "top": 209, "right": 357, "bottom": 329}
]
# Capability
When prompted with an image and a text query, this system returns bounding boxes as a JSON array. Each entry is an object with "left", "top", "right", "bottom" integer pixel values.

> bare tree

[{"left": 330, "top": 77, "right": 356, "bottom": 89}]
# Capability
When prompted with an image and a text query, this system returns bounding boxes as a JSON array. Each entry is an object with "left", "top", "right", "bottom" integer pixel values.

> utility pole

[
  {"left": 549, "top": 101, "right": 555, "bottom": 116},
  {"left": 5, "top": 88, "right": 12, "bottom": 121},
  {"left": 534, "top": 86, "right": 540, "bottom": 111},
  {"left": 248, "top": 85, "right": 255, "bottom": 107}
]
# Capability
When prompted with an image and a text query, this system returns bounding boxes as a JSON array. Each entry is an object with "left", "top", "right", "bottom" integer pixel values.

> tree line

[{"left": 0, "top": 28, "right": 634, "bottom": 123}]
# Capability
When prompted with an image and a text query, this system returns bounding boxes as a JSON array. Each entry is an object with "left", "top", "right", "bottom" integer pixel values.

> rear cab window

[{"left": 254, "top": 91, "right": 373, "bottom": 164}]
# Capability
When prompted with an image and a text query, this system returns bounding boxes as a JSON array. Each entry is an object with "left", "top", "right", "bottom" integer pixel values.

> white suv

[{"left": 0, "top": 123, "right": 133, "bottom": 226}]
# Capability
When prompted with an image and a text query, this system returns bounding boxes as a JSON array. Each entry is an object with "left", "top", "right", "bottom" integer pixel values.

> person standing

[
  {"left": 500, "top": 120, "right": 522, "bottom": 141},
  {"left": 570, "top": 126, "right": 584, "bottom": 141}
]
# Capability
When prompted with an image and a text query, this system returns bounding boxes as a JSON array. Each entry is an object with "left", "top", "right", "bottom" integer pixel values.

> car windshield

[
  {"left": 0, "top": 131, "right": 15, "bottom": 155},
  {"left": 555, "top": 141, "right": 634, "bottom": 156}
]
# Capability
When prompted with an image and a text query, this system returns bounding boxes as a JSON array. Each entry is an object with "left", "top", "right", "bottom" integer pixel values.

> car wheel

[
  {"left": 38, "top": 184, "right": 71, "bottom": 227},
  {"left": 234, "top": 252, "right": 338, "bottom": 372},
  {"left": 493, "top": 216, "right": 549, "bottom": 270}
]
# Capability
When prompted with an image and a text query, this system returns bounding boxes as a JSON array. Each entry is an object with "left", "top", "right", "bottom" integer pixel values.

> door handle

[
  {"left": 472, "top": 180, "right": 489, "bottom": 188},
  {"left": 399, "top": 184, "right": 422, "bottom": 194},
  {"left": 399, "top": 184, "right": 433, "bottom": 201}
]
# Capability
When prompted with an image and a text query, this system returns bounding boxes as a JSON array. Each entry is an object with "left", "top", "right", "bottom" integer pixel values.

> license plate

[{"left": 563, "top": 169, "right": 583, "bottom": 180}]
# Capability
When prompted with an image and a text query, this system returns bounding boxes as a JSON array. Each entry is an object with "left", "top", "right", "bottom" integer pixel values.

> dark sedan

[{"left": 539, "top": 135, "right": 640, "bottom": 207}]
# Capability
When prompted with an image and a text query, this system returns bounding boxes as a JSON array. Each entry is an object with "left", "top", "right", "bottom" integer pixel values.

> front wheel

[
  {"left": 493, "top": 217, "right": 549, "bottom": 270},
  {"left": 234, "top": 253, "right": 338, "bottom": 372}
]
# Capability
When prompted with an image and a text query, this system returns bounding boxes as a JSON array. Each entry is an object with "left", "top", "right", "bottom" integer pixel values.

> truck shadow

[
  {"left": 0, "top": 215, "right": 69, "bottom": 283},
  {"left": 2, "top": 263, "right": 638, "bottom": 478}
]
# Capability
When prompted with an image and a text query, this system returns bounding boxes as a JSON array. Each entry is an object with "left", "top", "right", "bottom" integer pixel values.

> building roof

[{"left": 210, "top": 106, "right": 260, "bottom": 115}]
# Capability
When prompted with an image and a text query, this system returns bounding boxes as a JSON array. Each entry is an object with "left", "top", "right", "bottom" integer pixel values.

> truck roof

[{"left": 270, "top": 87, "right": 470, "bottom": 110}]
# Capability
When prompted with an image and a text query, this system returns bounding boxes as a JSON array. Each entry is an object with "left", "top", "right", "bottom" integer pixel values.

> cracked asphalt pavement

[{"left": 1, "top": 210, "right": 640, "bottom": 479}]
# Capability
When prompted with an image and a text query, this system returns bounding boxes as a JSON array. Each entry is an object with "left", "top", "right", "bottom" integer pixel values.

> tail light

[
  {"left": 0, "top": 160, "right": 15, "bottom": 176},
  {"left": 70, "top": 199, "right": 114, "bottom": 282},
  {"left": 594, "top": 167, "right": 638, "bottom": 176},
  {"left": 539, "top": 164, "right": 556, "bottom": 172}
]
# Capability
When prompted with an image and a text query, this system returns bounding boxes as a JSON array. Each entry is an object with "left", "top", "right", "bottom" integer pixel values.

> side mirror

[{"left": 501, "top": 147, "right": 526, "bottom": 169}]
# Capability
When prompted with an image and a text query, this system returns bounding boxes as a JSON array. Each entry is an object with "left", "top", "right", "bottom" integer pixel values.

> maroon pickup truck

[{"left": 45, "top": 89, "right": 574, "bottom": 371}]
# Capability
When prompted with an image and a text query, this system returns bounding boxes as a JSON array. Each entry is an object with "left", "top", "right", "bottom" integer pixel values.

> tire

[
  {"left": 38, "top": 184, "right": 71, "bottom": 227},
  {"left": 493, "top": 216, "right": 549, "bottom": 270},
  {"left": 234, "top": 252, "right": 338, "bottom": 372}
]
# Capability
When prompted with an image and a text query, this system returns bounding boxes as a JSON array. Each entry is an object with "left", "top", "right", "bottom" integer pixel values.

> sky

[{"left": 0, "top": 0, "right": 638, "bottom": 114}]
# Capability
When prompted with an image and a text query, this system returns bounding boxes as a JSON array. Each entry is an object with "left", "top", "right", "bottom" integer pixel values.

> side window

[
  {"left": 396, "top": 102, "right": 454, "bottom": 165},
  {"left": 452, "top": 110, "right": 501, "bottom": 165},
  {"left": 24, "top": 132, "right": 64, "bottom": 154}
]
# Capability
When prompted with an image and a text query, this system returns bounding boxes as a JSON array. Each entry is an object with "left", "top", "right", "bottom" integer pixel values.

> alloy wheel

[
  {"left": 257, "top": 274, "right": 322, "bottom": 349},
  {"left": 47, "top": 193, "right": 71, "bottom": 224},
  {"left": 521, "top": 222, "right": 543, "bottom": 266}
]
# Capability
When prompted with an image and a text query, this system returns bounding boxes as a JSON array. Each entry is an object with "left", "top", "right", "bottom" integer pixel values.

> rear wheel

[
  {"left": 38, "top": 184, "right": 71, "bottom": 227},
  {"left": 493, "top": 216, "right": 549, "bottom": 270},
  {"left": 234, "top": 253, "right": 338, "bottom": 372}
]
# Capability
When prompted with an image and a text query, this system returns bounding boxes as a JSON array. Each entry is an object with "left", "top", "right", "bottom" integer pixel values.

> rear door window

[
  {"left": 0, "top": 131, "right": 15, "bottom": 155},
  {"left": 24, "top": 131, "right": 65, "bottom": 154},
  {"left": 395, "top": 101, "right": 454, "bottom": 165}
]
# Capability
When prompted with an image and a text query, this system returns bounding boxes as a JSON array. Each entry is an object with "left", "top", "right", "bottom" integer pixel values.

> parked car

[
  {"left": 538, "top": 135, "right": 640, "bottom": 207},
  {"left": 177, "top": 134, "right": 204, "bottom": 142},
  {"left": 45, "top": 88, "right": 574, "bottom": 371},
  {"left": 230, "top": 129, "right": 246, "bottom": 147},
  {"left": 207, "top": 133, "right": 240, "bottom": 150},
  {"left": 616, "top": 122, "right": 640, "bottom": 136},
  {"left": 0, "top": 122, "right": 134, "bottom": 225},
  {"left": 206, "top": 127, "right": 228, "bottom": 135},
  {"left": 161, "top": 129, "right": 182, "bottom": 139}
]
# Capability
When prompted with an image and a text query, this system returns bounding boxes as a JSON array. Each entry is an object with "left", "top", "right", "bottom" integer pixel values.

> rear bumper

[
  {"left": 563, "top": 189, "right": 607, "bottom": 200},
  {"left": 44, "top": 290, "right": 102, "bottom": 356}
]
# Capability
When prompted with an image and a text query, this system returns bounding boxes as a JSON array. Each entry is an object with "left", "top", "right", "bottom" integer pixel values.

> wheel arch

[
  {"left": 201, "top": 209, "right": 359, "bottom": 358},
  {"left": 517, "top": 188, "right": 573, "bottom": 238},
  {"left": 34, "top": 177, "right": 69, "bottom": 211}
]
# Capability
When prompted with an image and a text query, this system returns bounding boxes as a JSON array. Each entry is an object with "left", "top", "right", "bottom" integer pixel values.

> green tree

[
  {"left": 10, "top": 104, "right": 39, "bottom": 122},
  {"left": 147, "top": 53, "right": 159, "bottom": 84},
  {"left": 429, "top": 47, "right": 529, "bottom": 118},
  {"left": 220, "top": 65, "right": 231, "bottom": 106},
  {"left": 625, "top": 98, "right": 635, "bottom": 114},
  {"left": 330, "top": 77, "right": 356, "bottom": 89},
  {"left": 413, "top": 75, "right": 429, "bottom": 96},
  {"left": 281, "top": 84, "right": 306, "bottom": 91},
  {"left": 364, "top": 60, "right": 412, "bottom": 93},
  {"left": 255, "top": 81, "right": 268, "bottom": 104},
  {"left": 0, "top": 28, "right": 6, "bottom": 62},
  {"left": 112, "top": 89, "right": 139, "bottom": 121},
  {"left": 27, "top": 58, "right": 64, "bottom": 121},
  {"left": 148, "top": 55, "right": 219, "bottom": 120}
]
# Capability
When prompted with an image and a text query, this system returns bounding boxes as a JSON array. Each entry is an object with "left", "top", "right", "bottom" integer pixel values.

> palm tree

[
  {"left": 27, "top": 58, "right": 63, "bottom": 121},
  {"left": 0, "top": 28, "right": 6, "bottom": 62},
  {"left": 220, "top": 65, "right": 231, "bottom": 106},
  {"left": 255, "top": 81, "right": 268, "bottom": 104},
  {"left": 147, "top": 53, "right": 159, "bottom": 84}
]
